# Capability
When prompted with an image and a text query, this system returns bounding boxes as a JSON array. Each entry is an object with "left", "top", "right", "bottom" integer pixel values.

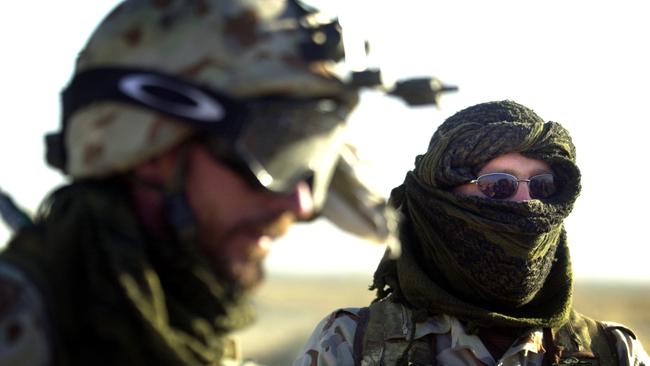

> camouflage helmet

[
  {"left": 49, "top": 0, "right": 354, "bottom": 179},
  {"left": 44, "top": 0, "right": 364, "bottom": 214}
]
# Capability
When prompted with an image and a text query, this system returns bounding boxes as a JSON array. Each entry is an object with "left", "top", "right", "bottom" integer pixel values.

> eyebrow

[{"left": 479, "top": 168, "right": 554, "bottom": 177}]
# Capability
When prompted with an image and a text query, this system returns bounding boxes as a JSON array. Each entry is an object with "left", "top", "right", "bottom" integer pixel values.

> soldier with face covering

[{"left": 294, "top": 100, "right": 649, "bottom": 366}]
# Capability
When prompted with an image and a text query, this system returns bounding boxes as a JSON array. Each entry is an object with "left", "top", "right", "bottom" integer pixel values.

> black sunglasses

[{"left": 470, "top": 172, "right": 556, "bottom": 200}]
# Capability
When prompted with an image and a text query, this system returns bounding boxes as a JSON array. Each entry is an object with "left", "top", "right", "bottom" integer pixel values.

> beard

[{"left": 198, "top": 210, "right": 296, "bottom": 291}]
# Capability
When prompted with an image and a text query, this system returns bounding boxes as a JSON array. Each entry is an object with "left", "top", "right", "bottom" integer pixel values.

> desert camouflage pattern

[
  {"left": 294, "top": 307, "right": 650, "bottom": 366},
  {"left": 0, "top": 264, "right": 50, "bottom": 366},
  {"left": 66, "top": 0, "right": 350, "bottom": 178}
]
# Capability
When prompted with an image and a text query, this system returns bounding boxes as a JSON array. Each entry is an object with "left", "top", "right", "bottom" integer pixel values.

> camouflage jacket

[
  {"left": 0, "top": 263, "right": 262, "bottom": 366},
  {"left": 293, "top": 302, "right": 649, "bottom": 366}
]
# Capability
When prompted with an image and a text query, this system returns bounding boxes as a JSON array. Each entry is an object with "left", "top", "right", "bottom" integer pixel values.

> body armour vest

[{"left": 354, "top": 299, "right": 627, "bottom": 366}]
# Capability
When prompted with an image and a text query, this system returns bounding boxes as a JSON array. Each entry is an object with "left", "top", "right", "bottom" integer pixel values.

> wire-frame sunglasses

[{"left": 470, "top": 172, "right": 556, "bottom": 199}]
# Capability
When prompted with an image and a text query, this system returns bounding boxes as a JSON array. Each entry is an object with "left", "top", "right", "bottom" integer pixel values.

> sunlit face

[
  {"left": 184, "top": 143, "right": 314, "bottom": 290},
  {"left": 453, "top": 152, "right": 553, "bottom": 201}
]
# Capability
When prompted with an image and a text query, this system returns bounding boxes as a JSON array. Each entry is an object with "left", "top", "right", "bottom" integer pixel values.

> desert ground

[{"left": 233, "top": 274, "right": 650, "bottom": 365}]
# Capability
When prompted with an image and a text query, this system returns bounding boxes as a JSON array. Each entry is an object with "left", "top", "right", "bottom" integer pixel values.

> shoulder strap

[
  {"left": 353, "top": 306, "right": 370, "bottom": 366},
  {"left": 597, "top": 321, "right": 622, "bottom": 366},
  {"left": 357, "top": 299, "right": 435, "bottom": 366},
  {"left": 359, "top": 300, "right": 391, "bottom": 366},
  {"left": 553, "top": 311, "right": 620, "bottom": 366}
]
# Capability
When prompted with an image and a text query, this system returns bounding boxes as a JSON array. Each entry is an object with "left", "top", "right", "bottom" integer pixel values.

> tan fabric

[{"left": 66, "top": 0, "right": 350, "bottom": 178}]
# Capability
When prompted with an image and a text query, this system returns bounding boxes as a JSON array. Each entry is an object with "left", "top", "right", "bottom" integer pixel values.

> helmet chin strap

[{"left": 161, "top": 144, "right": 200, "bottom": 246}]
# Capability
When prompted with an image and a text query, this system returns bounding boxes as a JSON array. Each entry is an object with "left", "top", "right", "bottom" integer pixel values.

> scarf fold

[
  {"left": 372, "top": 174, "right": 573, "bottom": 329},
  {"left": 371, "top": 100, "right": 581, "bottom": 329},
  {"left": 1, "top": 180, "right": 253, "bottom": 365}
]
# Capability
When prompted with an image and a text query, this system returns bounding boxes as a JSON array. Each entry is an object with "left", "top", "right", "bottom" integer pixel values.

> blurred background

[{"left": 1, "top": 1, "right": 648, "bottom": 364}]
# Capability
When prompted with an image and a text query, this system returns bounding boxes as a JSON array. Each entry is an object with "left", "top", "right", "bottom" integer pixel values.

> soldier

[
  {"left": 0, "top": 0, "right": 441, "bottom": 365},
  {"left": 294, "top": 100, "right": 650, "bottom": 366}
]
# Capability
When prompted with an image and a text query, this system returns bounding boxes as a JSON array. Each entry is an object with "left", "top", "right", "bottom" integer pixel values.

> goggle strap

[
  {"left": 162, "top": 145, "right": 198, "bottom": 243},
  {"left": 61, "top": 67, "right": 246, "bottom": 132}
]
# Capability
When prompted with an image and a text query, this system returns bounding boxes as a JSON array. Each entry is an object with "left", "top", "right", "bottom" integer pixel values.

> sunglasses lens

[
  {"left": 529, "top": 174, "right": 556, "bottom": 199},
  {"left": 476, "top": 173, "right": 518, "bottom": 199}
]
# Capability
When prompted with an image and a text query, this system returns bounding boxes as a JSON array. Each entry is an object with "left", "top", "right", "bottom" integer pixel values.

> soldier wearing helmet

[{"left": 0, "top": 0, "right": 443, "bottom": 365}]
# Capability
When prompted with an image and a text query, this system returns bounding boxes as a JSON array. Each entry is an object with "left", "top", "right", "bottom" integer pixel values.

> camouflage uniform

[
  {"left": 0, "top": 266, "right": 50, "bottom": 366},
  {"left": 293, "top": 305, "right": 650, "bottom": 366}
]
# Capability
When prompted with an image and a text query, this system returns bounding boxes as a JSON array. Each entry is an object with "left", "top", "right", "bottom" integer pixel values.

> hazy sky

[{"left": 1, "top": 1, "right": 649, "bottom": 282}]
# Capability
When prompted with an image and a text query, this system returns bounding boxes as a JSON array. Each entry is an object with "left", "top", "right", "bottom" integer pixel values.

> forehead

[{"left": 479, "top": 152, "right": 552, "bottom": 176}]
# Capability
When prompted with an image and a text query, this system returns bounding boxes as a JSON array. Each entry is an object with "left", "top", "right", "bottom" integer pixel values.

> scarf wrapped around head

[{"left": 371, "top": 100, "right": 581, "bottom": 329}]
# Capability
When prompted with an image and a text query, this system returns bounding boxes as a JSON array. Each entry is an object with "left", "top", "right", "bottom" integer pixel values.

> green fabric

[
  {"left": 0, "top": 180, "right": 254, "bottom": 366},
  {"left": 371, "top": 100, "right": 581, "bottom": 329},
  {"left": 553, "top": 311, "right": 619, "bottom": 366}
]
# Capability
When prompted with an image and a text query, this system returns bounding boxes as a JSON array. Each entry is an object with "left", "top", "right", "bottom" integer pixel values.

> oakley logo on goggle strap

[
  {"left": 470, "top": 172, "right": 556, "bottom": 199},
  {"left": 61, "top": 67, "right": 245, "bottom": 129},
  {"left": 119, "top": 73, "right": 225, "bottom": 123}
]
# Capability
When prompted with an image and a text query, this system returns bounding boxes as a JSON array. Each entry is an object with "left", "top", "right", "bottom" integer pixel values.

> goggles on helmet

[{"left": 56, "top": 67, "right": 353, "bottom": 211}]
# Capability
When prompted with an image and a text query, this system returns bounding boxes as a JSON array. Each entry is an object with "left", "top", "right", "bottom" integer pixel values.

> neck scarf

[
  {"left": 372, "top": 100, "right": 581, "bottom": 329},
  {"left": 1, "top": 181, "right": 253, "bottom": 365}
]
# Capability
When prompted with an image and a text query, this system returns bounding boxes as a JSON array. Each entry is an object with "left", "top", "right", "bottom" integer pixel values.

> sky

[{"left": 1, "top": 1, "right": 649, "bottom": 283}]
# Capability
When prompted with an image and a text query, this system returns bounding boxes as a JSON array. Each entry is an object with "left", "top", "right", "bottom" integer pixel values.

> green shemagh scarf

[
  {"left": 0, "top": 181, "right": 254, "bottom": 366},
  {"left": 372, "top": 100, "right": 582, "bottom": 329}
]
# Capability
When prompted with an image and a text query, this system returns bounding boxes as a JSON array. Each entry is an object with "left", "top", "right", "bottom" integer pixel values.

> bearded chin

[
  {"left": 199, "top": 211, "right": 296, "bottom": 292},
  {"left": 231, "top": 258, "right": 266, "bottom": 292}
]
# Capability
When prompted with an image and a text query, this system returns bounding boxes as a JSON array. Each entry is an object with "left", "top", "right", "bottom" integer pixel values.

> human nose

[
  {"left": 511, "top": 180, "right": 532, "bottom": 201},
  {"left": 282, "top": 181, "right": 315, "bottom": 220}
]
